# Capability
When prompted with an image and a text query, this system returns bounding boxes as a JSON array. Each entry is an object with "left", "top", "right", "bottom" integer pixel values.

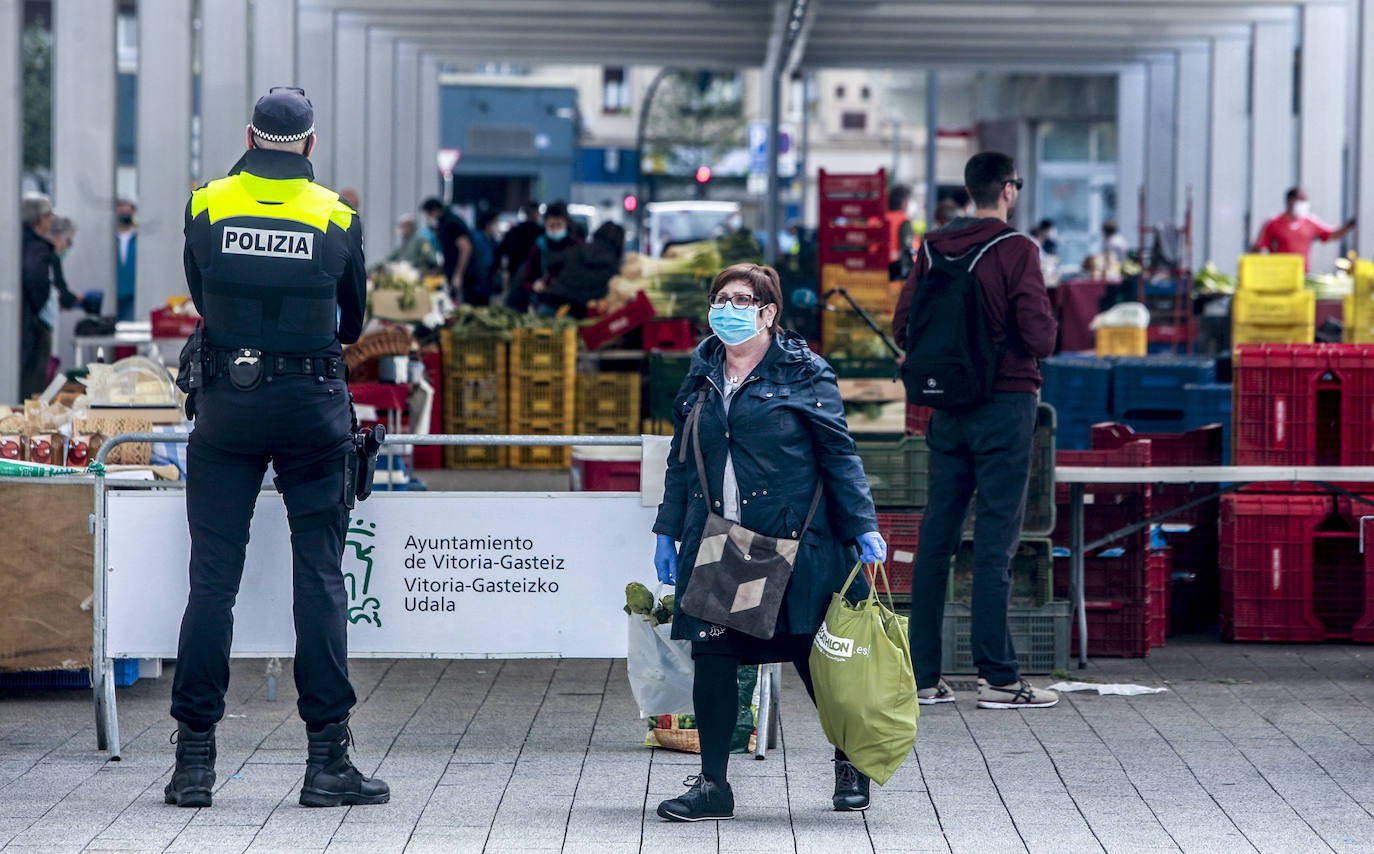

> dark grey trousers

[{"left": 908, "top": 392, "right": 1037, "bottom": 688}]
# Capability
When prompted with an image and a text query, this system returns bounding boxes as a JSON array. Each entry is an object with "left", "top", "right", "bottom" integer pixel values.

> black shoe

[
  {"left": 164, "top": 722, "right": 216, "bottom": 808},
  {"left": 832, "top": 760, "right": 870, "bottom": 811},
  {"left": 656, "top": 775, "right": 735, "bottom": 822},
  {"left": 299, "top": 719, "right": 391, "bottom": 807}
]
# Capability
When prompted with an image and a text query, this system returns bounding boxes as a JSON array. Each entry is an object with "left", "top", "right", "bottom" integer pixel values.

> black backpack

[{"left": 900, "top": 229, "right": 1019, "bottom": 411}]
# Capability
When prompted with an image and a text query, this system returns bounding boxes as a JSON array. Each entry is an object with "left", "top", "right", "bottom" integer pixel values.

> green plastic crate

[
  {"left": 829, "top": 356, "right": 899, "bottom": 379},
  {"left": 856, "top": 435, "right": 929, "bottom": 508},
  {"left": 964, "top": 402, "right": 1057, "bottom": 536},
  {"left": 941, "top": 601, "right": 1071, "bottom": 675},
  {"left": 948, "top": 538, "right": 1053, "bottom": 607},
  {"left": 647, "top": 352, "right": 693, "bottom": 422}
]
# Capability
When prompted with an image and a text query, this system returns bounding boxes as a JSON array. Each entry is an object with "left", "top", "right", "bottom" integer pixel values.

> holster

[
  {"left": 176, "top": 323, "right": 206, "bottom": 394},
  {"left": 352, "top": 425, "right": 385, "bottom": 503}
]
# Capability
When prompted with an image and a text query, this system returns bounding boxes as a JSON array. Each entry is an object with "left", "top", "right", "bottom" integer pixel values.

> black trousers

[
  {"left": 19, "top": 320, "right": 52, "bottom": 400},
  {"left": 170, "top": 374, "right": 357, "bottom": 729},
  {"left": 908, "top": 392, "right": 1037, "bottom": 689},
  {"left": 693, "top": 651, "right": 845, "bottom": 783}
]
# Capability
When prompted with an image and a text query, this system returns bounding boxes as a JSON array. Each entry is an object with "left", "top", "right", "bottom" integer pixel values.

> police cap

[{"left": 250, "top": 86, "right": 314, "bottom": 144}]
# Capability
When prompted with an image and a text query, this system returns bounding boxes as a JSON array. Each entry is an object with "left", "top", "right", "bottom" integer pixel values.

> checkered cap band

[{"left": 250, "top": 123, "right": 314, "bottom": 143}]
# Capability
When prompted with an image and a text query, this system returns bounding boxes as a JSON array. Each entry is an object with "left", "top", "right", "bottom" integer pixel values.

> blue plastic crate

[
  {"left": 1042, "top": 356, "right": 1113, "bottom": 440},
  {"left": 1183, "top": 382, "right": 1232, "bottom": 464},
  {"left": 1111, "top": 357, "right": 1215, "bottom": 419},
  {"left": 0, "top": 659, "right": 140, "bottom": 689}
]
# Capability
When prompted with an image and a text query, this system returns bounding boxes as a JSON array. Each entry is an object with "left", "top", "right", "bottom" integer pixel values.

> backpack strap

[{"left": 968, "top": 228, "right": 1024, "bottom": 272}]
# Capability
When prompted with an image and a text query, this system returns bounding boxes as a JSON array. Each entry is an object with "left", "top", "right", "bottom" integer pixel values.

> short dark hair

[
  {"left": 593, "top": 221, "right": 626, "bottom": 253},
  {"left": 521, "top": 201, "right": 541, "bottom": 219},
  {"left": 421, "top": 197, "right": 444, "bottom": 214},
  {"left": 1286, "top": 187, "right": 1302, "bottom": 203},
  {"left": 965, "top": 152, "right": 1017, "bottom": 209},
  {"left": 476, "top": 209, "right": 499, "bottom": 230},
  {"left": 888, "top": 184, "right": 911, "bottom": 212},
  {"left": 544, "top": 200, "right": 569, "bottom": 221},
  {"left": 1037, "top": 219, "right": 1055, "bottom": 232},
  {"left": 1102, "top": 220, "right": 1118, "bottom": 237},
  {"left": 708, "top": 264, "right": 784, "bottom": 332}
]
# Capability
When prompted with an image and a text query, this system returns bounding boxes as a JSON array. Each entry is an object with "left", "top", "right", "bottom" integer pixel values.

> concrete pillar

[
  {"left": 1176, "top": 45, "right": 1210, "bottom": 265},
  {"left": 1249, "top": 17, "right": 1297, "bottom": 247},
  {"left": 1144, "top": 54, "right": 1177, "bottom": 230},
  {"left": 364, "top": 30, "right": 394, "bottom": 256},
  {"left": 52, "top": 0, "right": 118, "bottom": 341},
  {"left": 1300, "top": 3, "right": 1349, "bottom": 273},
  {"left": 134, "top": 0, "right": 193, "bottom": 317},
  {"left": 200, "top": 0, "right": 251, "bottom": 182},
  {"left": 295, "top": 5, "right": 335, "bottom": 185},
  {"left": 1117, "top": 65, "right": 1147, "bottom": 248},
  {"left": 332, "top": 20, "right": 366, "bottom": 201},
  {"left": 392, "top": 42, "right": 420, "bottom": 229},
  {"left": 251, "top": 0, "right": 298, "bottom": 97},
  {"left": 0, "top": 0, "right": 21, "bottom": 403},
  {"left": 1208, "top": 36, "right": 1252, "bottom": 275},
  {"left": 1359, "top": 0, "right": 1374, "bottom": 254},
  {"left": 419, "top": 53, "right": 441, "bottom": 204}
]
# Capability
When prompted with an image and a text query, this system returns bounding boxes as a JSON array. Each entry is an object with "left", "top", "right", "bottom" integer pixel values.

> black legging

[{"left": 693, "top": 653, "right": 846, "bottom": 783}]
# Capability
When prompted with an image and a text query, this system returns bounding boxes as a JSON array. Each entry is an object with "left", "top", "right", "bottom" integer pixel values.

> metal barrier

[{"left": 82, "top": 431, "right": 775, "bottom": 761}]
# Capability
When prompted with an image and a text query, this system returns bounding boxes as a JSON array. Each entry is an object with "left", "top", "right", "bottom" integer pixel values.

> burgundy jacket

[{"left": 892, "top": 218, "right": 1057, "bottom": 393}]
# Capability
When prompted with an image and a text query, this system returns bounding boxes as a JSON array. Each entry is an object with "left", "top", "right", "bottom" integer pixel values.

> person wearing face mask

[
  {"left": 115, "top": 199, "right": 137, "bottom": 321},
  {"left": 886, "top": 184, "right": 915, "bottom": 283},
  {"left": 521, "top": 200, "right": 582, "bottom": 313},
  {"left": 421, "top": 196, "right": 472, "bottom": 300},
  {"left": 651, "top": 263, "right": 887, "bottom": 822},
  {"left": 1252, "top": 187, "right": 1356, "bottom": 272},
  {"left": 385, "top": 213, "right": 438, "bottom": 272}
]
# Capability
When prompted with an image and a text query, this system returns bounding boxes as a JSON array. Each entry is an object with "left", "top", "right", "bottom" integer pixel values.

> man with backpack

[{"left": 892, "top": 152, "right": 1059, "bottom": 710}]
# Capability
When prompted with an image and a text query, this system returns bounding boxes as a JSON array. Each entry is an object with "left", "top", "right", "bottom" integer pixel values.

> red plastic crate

[
  {"left": 1072, "top": 601, "right": 1152, "bottom": 657},
  {"left": 150, "top": 306, "right": 201, "bottom": 338},
  {"left": 1091, "top": 423, "right": 1222, "bottom": 527},
  {"left": 905, "top": 404, "right": 932, "bottom": 436},
  {"left": 1330, "top": 345, "right": 1374, "bottom": 465},
  {"left": 877, "top": 510, "right": 921, "bottom": 594},
  {"left": 580, "top": 291, "right": 655, "bottom": 350},
  {"left": 1052, "top": 548, "right": 1149, "bottom": 603},
  {"left": 571, "top": 458, "right": 641, "bottom": 492},
  {"left": 1053, "top": 491, "right": 1152, "bottom": 557},
  {"left": 1219, "top": 494, "right": 1331, "bottom": 642},
  {"left": 1055, "top": 440, "right": 1152, "bottom": 504},
  {"left": 1150, "top": 549, "right": 1171, "bottom": 647},
  {"left": 642, "top": 318, "right": 695, "bottom": 352}
]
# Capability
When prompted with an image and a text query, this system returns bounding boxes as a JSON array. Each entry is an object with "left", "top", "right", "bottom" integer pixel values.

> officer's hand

[
  {"left": 654, "top": 534, "right": 678, "bottom": 585},
  {"left": 858, "top": 531, "right": 887, "bottom": 564},
  {"left": 532, "top": 279, "right": 546, "bottom": 293}
]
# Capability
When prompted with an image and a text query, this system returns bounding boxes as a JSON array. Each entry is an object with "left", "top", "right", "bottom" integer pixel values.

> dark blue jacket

[{"left": 653, "top": 330, "right": 879, "bottom": 642}]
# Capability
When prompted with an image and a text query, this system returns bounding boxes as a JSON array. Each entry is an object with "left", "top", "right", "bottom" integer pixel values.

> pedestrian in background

[
  {"left": 463, "top": 209, "right": 499, "bottom": 306},
  {"left": 495, "top": 200, "right": 543, "bottom": 297},
  {"left": 524, "top": 200, "right": 582, "bottom": 314},
  {"left": 386, "top": 213, "right": 438, "bottom": 272},
  {"left": 1252, "top": 186, "right": 1356, "bottom": 271},
  {"left": 544, "top": 221, "right": 625, "bottom": 319},
  {"left": 893, "top": 152, "right": 1059, "bottom": 710},
  {"left": 20, "top": 193, "right": 56, "bottom": 398},
  {"left": 422, "top": 196, "right": 472, "bottom": 301},
  {"left": 115, "top": 198, "right": 137, "bottom": 321},
  {"left": 652, "top": 263, "right": 887, "bottom": 821}
]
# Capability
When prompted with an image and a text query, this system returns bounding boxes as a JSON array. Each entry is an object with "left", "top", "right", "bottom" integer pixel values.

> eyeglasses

[
  {"left": 1004, "top": 178, "right": 1024, "bottom": 191},
  {"left": 710, "top": 293, "right": 766, "bottom": 309}
]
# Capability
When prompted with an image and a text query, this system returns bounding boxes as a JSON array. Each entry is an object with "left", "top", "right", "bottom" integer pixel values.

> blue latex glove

[
  {"left": 857, "top": 531, "right": 887, "bottom": 564},
  {"left": 654, "top": 534, "right": 679, "bottom": 584}
]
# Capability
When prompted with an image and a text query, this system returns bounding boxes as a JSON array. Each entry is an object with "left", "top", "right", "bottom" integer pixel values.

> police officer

[{"left": 165, "top": 87, "right": 388, "bottom": 809}]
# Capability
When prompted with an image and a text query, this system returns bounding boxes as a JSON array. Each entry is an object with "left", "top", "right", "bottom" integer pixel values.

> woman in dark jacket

[{"left": 651, "top": 263, "right": 887, "bottom": 822}]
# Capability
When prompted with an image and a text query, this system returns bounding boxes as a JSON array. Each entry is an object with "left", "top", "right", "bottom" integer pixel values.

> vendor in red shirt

[{"left": 1252, "top": 186, "right": 1355, "bottom": 270}]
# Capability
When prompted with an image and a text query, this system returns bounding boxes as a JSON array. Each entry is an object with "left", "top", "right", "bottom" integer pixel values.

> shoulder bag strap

[{"left": 687, "top": 389, "right": 713, "bottom": 509}]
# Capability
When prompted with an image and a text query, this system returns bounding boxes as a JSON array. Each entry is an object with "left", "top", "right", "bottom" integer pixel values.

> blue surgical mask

[
  {"left": 546, "top": 227, "right": 568, "bottom": 242},
  {"left": 709, "top": 303, "right": 763, "bottom": 346}
]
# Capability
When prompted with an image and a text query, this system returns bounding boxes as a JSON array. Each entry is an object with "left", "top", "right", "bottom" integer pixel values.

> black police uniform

[{"left": 171, "top": 144, "right": 366, "bottom": 732}]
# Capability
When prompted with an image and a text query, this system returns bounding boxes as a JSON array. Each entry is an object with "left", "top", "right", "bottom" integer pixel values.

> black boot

[
  {"left": 656, "top": 775, "right": 735, "bottom": 822},
  {"left": 833, "top": 760, "right": 870, "bottom": 811},
  {"left": 164, "top": 722, "right": 216, "bottom": 808},
  {"left": 299, "top": 719, "right": 390, "bottom": 807}
]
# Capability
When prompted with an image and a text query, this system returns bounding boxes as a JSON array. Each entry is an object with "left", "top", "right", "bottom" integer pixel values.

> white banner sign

[{"left": 107, "top": 492, "right": 658, "bottom": 659}]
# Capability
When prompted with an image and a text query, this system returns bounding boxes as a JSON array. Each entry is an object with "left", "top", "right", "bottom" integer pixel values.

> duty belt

[{"left": 207, "top": 349, "right": 344, "bottom": 382}]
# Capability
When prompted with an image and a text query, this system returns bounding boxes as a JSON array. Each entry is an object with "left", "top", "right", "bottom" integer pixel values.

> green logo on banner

[{"left": 344, "top": 517, "right": 382, "bottom": 627}]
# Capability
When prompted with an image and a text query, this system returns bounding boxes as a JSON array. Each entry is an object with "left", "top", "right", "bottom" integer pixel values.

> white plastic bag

[{"left": 626, "top": 615, "right": 695, "bottom": 719}]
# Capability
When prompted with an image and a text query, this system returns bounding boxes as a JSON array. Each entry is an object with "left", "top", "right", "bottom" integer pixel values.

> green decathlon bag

[{"left": 809, "top": 561, "right": 918, "bottom": 785}]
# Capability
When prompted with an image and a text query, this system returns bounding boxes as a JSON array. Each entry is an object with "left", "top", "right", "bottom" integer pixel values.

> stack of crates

[
  {"left": 1053, "top": 439, "right": 1155, "bottom": 657},
  {"left": 575, "top": 373, "right": 640, "bottom": 436},
  {"left": 1233, "top": 343, "right": 1374, "bottom": 466},
  {"left": 1233, "top": 254, "right": 1314, "bottom": 344},
  {"left": 508, "top": 327, "right": 578, "bottom": 469},
  {"left": 441, "top": 329, "right": 508, "bottom": 469},
  {"left": 817, "top": 169, "right": 895, "bottom": 357},
  {"left": 1040, "top": 355, "right": 1113, "bottom": 449},
  {"left": 644, "top": 352, "right": 692, "bottom": 435},
  {"left": 1345, "top": 259, "right": 1374, "bottom": 343}
]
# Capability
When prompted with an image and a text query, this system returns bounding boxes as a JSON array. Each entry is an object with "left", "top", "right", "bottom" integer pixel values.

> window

[
  {"left": 841, "top": 111, "right": 867, "bottom": 131},
  {"left": 861, "top": 86, "right": 871, "bottom": 101},
  {"left": 835, "top": 85, "right": 846, "bottom": 100},
  {"left": 602, "top": 67, "right": 630, "bottom": 115}
]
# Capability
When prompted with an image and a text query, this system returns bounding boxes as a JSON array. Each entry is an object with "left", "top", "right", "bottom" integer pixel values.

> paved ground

[{"left": 4, "top": 638, "right": 1374, "bottom": 853}]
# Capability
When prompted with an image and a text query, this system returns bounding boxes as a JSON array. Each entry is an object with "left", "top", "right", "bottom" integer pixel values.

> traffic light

[
  {"left": 623, "top": 194, "right": 638, "bottom": 213},
  {"left": 695, "top": 166, "right": 712, "bottom": 184}
]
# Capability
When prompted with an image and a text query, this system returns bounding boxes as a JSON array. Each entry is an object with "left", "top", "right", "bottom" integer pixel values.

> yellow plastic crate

[
  {"left": 1233, "top": 288, "right": 1315, "bottom": 326},
  {"left": 510, "top": 326, "right": 578, "bottom": 376},
  {"left": 442, "top": 329, "right": 507, "bottom": 377},
  {"left": 1345, "top": 293, "right": 1374, "bottom": 342},
  {"left": 1094, "top": 326, "right": 1147, "bottom": 357},
  {"left": 508, "top": 418, "right": 573, "bottom": 469},
  {"left": 1355, "top": 259, "right": 1374, "bottom": 300},
  {"left": 443, "top": 442, "right": 507, "bottom": 470},
  {"left": 821, "top": 265, "right": 899, "bottom": 310},
  {"left": 1238, "top": 254, "right": 1304, "bottom": 293},
  {"left": 1233, "top": 321, "right": 1314, "bottom": 345},
  {"left": 576, "top": 372, "right": 641, "bottom": 435},
  {"left": 822, "top": 308, "right": 893, "bottom": 356}
]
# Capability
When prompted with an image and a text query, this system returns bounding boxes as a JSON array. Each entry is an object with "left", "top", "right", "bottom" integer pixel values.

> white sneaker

[
  {"left": 976, "top": 678, "right": 1059, "bottom": 709},
  {"left": 917, "top": 678, "right": 956, "bottom": 705}
]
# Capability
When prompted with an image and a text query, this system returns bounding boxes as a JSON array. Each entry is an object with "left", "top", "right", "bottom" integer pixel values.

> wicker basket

[
  {"left": 648, "top": 727, "right": 756, "bottom": 754},
  {"left": 75, "top": 418, "right": 151, "bottom": 465},
  {"left": 343, "top": 326, "right": 414, "bottom": 370}
]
